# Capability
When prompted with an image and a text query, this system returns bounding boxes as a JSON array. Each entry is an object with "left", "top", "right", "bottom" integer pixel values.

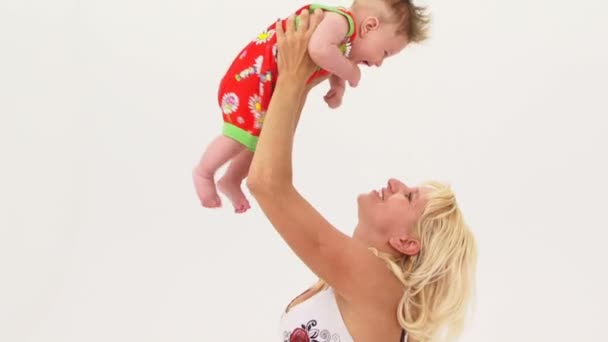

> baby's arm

[
  {"left": 308, "top": 12, "right": 359, "bottom": 86},
  {"left": 323, "top": 73, "right": 346, "bottom": 108},
  {"left": 329, "top": 73, "right": 346, "bottom": 92}
]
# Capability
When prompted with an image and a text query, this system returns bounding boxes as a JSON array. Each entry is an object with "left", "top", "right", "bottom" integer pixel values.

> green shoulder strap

[{"left": 306, "top": 3, "right": 356, "bottom": 38}]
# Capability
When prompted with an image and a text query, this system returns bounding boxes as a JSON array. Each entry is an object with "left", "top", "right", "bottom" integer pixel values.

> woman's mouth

[{"left": 377, "top": 188, "right": 385, "bottom": 200}]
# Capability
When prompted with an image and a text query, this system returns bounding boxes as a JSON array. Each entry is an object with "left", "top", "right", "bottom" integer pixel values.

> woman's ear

[
  {"left": 389, "top": 236, "right": 420, "bottom": 256},
  {"left": 359, "top": 16, "right": 381, "bottom": 37}
]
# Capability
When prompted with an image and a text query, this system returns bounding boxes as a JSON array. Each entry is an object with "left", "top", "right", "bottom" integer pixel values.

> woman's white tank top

[{"left": 278, "top": 287, "right": 407, "bottom": 342}]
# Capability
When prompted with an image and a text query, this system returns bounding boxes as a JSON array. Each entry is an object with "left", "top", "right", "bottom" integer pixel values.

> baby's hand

[
  {"left": 347, "top": 63, "right": 361, "bottom": 88},
  {"left": 324, "top": 85, "right": 345, "bottom": 108},
  {"left": 324, "top": 75, "right": 346, "bottom": 108}
]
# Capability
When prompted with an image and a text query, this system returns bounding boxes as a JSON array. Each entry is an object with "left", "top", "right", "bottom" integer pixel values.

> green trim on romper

[
  {"left": 294, "top": 4, "right": 355, "bottom": 37},
  {"left": 223, "top": 122, "right": 258, "bottom": 152},
  {"left": 308, "top": 3, "right": 356, "bottom": 37},
  {"left": 294, "top": 4, "right": 356, "bottom": 74}
]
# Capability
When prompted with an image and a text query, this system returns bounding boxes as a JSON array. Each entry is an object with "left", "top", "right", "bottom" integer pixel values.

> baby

[{"left": 193, "top": 0, "right": 429, "bottom": 213}]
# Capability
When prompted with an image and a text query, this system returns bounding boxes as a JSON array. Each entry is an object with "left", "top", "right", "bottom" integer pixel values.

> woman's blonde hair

[{"left": 305, "top": 181, "right": 477, "bottom": 342}]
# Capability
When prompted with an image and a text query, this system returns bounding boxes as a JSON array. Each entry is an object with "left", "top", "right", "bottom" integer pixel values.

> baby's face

[{"left": 350, "top": 23, "right": 409, "bottom": 67}]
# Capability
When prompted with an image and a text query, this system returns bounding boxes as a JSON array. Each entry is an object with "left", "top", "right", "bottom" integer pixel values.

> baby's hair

[{"left": 353, "top": 0, "right": 430, "bottom": 42}]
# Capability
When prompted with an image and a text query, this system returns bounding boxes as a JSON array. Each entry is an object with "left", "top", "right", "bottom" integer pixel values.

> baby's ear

[{"left": 361, "top": 16, "right": 381, "bottom": 35}]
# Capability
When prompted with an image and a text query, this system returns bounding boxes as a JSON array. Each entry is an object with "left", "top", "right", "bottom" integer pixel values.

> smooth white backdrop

[{"left": 1, "top": 0, "right": 607, "bottom": 341}]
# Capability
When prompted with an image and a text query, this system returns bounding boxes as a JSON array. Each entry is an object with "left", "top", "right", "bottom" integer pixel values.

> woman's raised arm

[{"left": 246, "top": 10, "right": 389, "bottom": 304}]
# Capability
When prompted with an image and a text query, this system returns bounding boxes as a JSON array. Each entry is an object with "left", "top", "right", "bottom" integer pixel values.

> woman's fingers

[
  {"left": 286, "top": 14, "right": 296, "bottom": 35},
  {"left": 308, "top": 9, "right": 324, "bottom": 35},
  {"left": 276, "top": 9, "right": 324, "bottom": 42},
  {"left": 297, "top": 10, "right": 309, "bottom": 32},
  {"left": 297, "top": 8, "right": 323, "bottom": 37},
  {"left": 275, "top": 17, "right": 285, "bottom": 40},
  {"left": 274, "top": 8, "right": 325, "bottom": 81}
]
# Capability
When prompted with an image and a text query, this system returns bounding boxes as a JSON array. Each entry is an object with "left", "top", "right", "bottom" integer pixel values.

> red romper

[{"left": 217, "top": 3, "right": 357, "bottom": 151}]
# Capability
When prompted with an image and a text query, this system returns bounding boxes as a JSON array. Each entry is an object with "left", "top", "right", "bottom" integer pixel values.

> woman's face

[{"left": 355, "top": 178, "right": 428, "bottom": 255}]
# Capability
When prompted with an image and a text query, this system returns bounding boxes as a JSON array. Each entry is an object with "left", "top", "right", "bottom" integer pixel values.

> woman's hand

[
  {"left": 275, "top": 9, "right": 324, "bottom": 85},
  {"left": 247, "top": 9, "right": 324, "bottom": 189}
]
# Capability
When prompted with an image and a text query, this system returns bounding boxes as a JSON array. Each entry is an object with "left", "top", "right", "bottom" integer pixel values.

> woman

[{"left": 246, "top": 10, "right": 477, "bottom": 342}]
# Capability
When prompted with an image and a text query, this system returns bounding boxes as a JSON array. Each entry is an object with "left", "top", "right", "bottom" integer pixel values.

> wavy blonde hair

[{"left": 305, "top": 181, "right": 477, "bottom": 342}]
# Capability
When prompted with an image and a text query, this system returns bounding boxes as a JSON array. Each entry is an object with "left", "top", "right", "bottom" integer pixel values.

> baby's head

[{"left": 349, "top": 0, "right": 429, "bottom": 66}]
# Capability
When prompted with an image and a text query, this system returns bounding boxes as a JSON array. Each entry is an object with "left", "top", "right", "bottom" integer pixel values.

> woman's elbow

[
  {"left": 245, "top": 176, "right": 265, "bottom": 195},
  {"left": 246, "top": 176, "right": 292, "bottom": 197},
  {"left": 246, "top": 175, "right": 274, "bottom": 195},
  {"left": 246, "top": 165, "right": 269, "bottom": 192}
]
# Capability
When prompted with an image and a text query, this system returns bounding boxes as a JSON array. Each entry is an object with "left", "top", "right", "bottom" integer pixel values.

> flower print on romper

[
  {"left": 235, "top": 55, "right": 264, "bottom": 82},
  {"left": 339, "top": 39, "right": 352, "bottom": 58},
  {"left": 248, "top": 94, "right": 266, "bottom": 129},
  {"left": 221, "top": 92, "right": 239, "bottom": 116},
  {"left": 254, "top": 29, "right": 275, "bottom": 45}
]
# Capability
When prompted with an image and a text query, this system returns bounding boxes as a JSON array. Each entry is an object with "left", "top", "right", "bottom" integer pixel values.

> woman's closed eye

[{"left": 404, "top": 193, "right": 413, "bottom": 202}]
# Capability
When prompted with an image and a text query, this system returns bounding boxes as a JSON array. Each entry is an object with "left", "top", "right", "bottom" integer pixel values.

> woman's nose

[
  {"left": 388, "top": 178, "right": 404, "bottom": 192},
  {"left": 389, "top": 178, "right": 416, "bottom": 195}
]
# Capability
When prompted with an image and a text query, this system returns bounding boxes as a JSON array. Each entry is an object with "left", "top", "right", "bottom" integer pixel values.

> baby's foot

[
  {"left": 217, "top": 177, "right": 250, "bottom": 214},
  {"left": 192, "top": 168, "right": 221, "bottom": 208}
]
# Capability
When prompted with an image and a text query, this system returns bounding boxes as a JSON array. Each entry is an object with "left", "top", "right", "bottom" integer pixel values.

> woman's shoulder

[{"left": 335, "top": 287, "right": 409, "bottom": 342}]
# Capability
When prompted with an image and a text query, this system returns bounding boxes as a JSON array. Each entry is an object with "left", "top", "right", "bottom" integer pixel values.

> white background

[{"left": 1, "top": 0, "right": 607, "bottom": 341}]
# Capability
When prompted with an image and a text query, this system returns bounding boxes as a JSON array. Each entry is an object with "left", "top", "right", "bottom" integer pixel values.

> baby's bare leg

[
  {"left": 193, "top": 135, "right": 245, "bottom": 208},
  {"left": 218, "top": 149, "right": 254, "bottom": 213}
]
